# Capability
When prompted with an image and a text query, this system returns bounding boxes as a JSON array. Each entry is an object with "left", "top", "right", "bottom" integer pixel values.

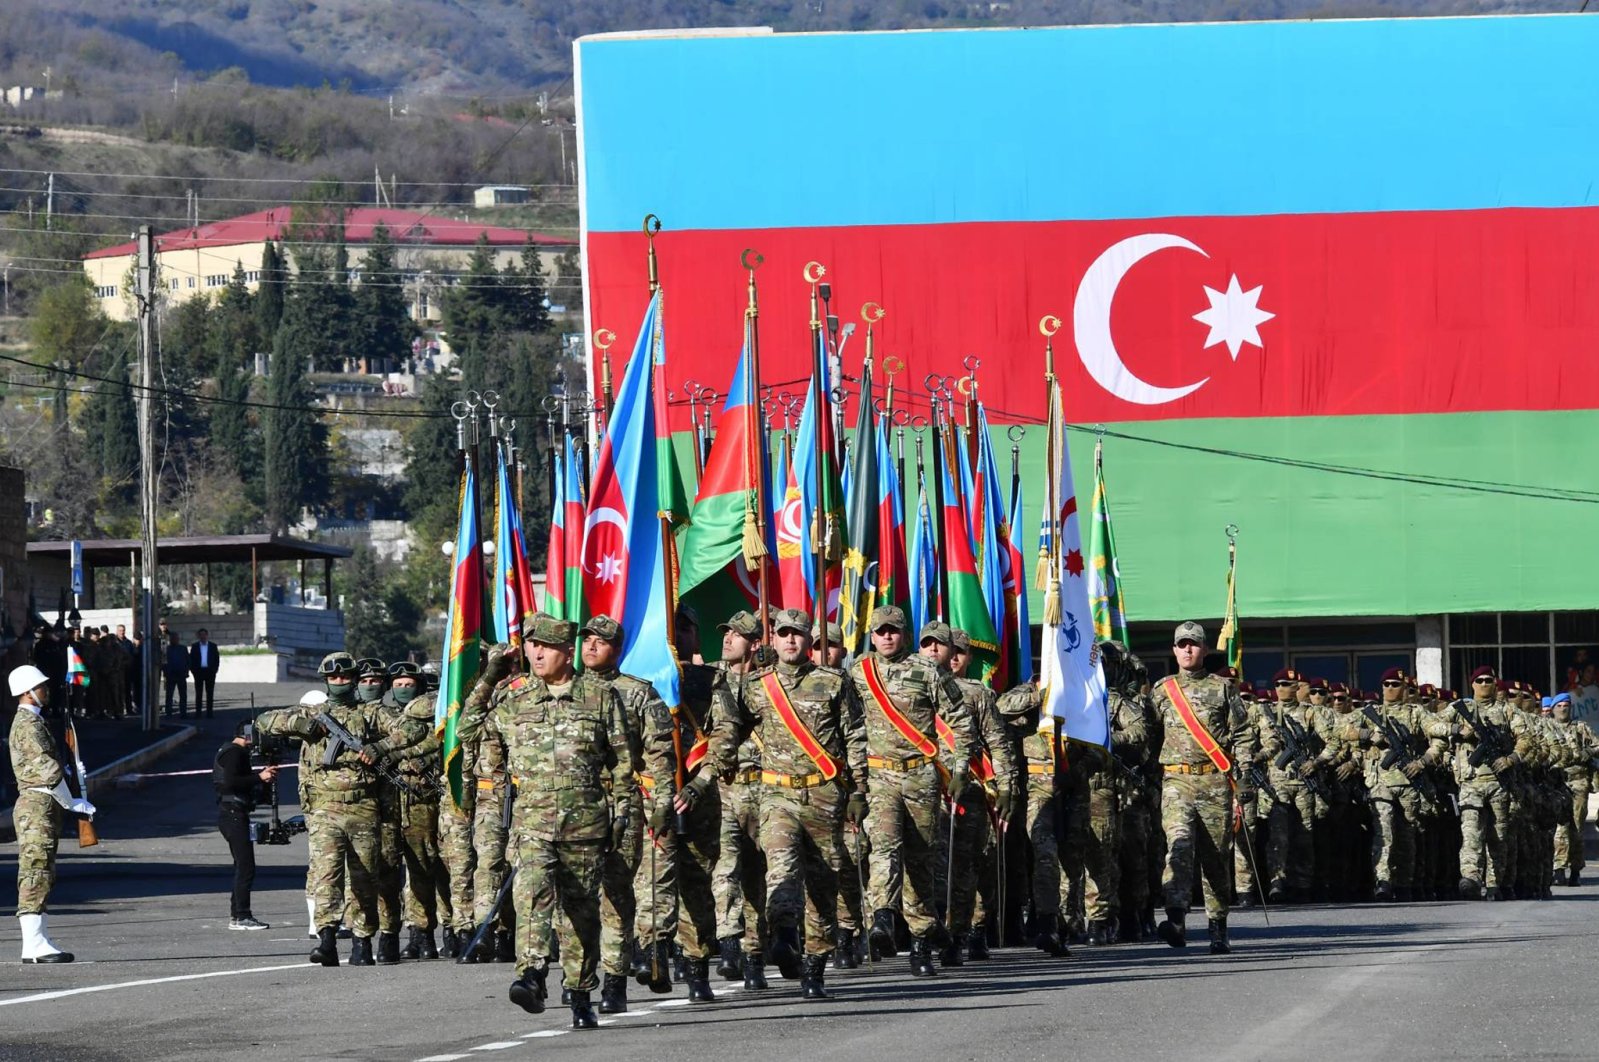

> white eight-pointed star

[{"left": 1193, "top": 274, "right": 1275, "bottom": 360}]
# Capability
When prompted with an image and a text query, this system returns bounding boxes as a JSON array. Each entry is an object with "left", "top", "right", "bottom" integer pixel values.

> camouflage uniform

[
  {"left": 941, "top": 674, "right": 1017, "bottom": 944},
  {"left": 1553, "top": 706, "right": 1596, "bottom": 881},
  {"left": 437, "top": 739, "right": 478, "bottom": 940},
  {"left": 712, "top": 648, "right": 869, "bottom": 961},
  {"left": 662, "top": 662, "right": 736, "bottom": 965},
  {"left": 1342, "top": 695, "right": 1431, "bottom": 899},
  {"left": 1426, "top": 685, "right": 1531, "bottom": 897},
  {"left": 713, "top": 665, "right": 768, "bottom": 955},
  {"left": 257, "top": 690, "right": 387, "bottom": 940},
  {"left": 1081, "top": 681, "right": 1149, "bottom": 939},
  {"left": 455, "top": 636, "right": 639, "bottom": 994},
  {"left": 471, "top": 711, "right": 514, "bottom": 942},
  {"left": 371, "top": 689, "right": 451, "bottom": 934},
  {"left": 1231, "top": 694, "right": 1265, "bottom": 903},
  {"left": 850, "top": 641, "right": 971, "bottom": 940},
  {"left": 1000, "top": 681, "right": 1070, "bottom": 950},
  {"left": 10, "top": 705, "right": 65, "bottom": 915},
  {"left": 1153, "top": 659, "right": 1253, "bottom": 928},
  {"left": 1258, "top": 675, "right": 1333, "bottom": 901}
]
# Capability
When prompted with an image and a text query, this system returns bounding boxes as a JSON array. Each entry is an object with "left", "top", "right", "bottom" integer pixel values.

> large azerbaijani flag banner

[{"left": 577, "top": 16, "right": 1599, "bottom": 622}]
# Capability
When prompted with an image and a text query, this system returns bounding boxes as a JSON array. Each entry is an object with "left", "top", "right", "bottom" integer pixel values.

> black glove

[
  {"left": 649, "top": 800, "right": 671, "bottom": 834},
  {"left": 995, "top": 786, "right": 1019, "bottom": 824},
  {"left": 845, "top": 792, "right": 868, "bottom": 825},
  {"left": 675, "top": 775, "right": 710, "bottom": 813},
  {"left": 483, "top": 643, "right": 514, "bottom": 684},
  {"left": 292, "top": 716, "right": 326, "bottom": 741},
  {"left": 610, "top": 813, "right": 631, "bottom": 850}
]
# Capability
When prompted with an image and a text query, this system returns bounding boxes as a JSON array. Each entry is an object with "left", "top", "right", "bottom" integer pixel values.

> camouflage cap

[
  {"left": 525, "top": 612, "right": 577, "bottom": 646},
  {"left": 578, "top": 614, "right": 624, "bottom": 644},
  {"left": 810, "top": 620, "right": 844, "bottom": 645},
  {"left": 319, "top": 651, "right": 357, "bottom": 675},
  {"left": 1173, "top": 621, "right": 1206, "bottom": 645},
  {"left": 918, "top": 621, "right": 953, "bottom": 646},
  {"left": 869, "top": 605, "right": 908, "bottom": 632},
  {"left": 949, "top": 628, "right": 972, "bottom": 653},
  {"left": 772, "top": 608, "right": 811, "bottom": 635},
  {"left": 718, "top": 611, "right": 762, "bottom": 638}
]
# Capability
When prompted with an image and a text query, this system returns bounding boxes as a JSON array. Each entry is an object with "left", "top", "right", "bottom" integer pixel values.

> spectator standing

[
  {"left": 163, "top": 631, "right": 190, "bottom": 717},
  {"left": 190, "top": 629, "right": 221, "bottom": 719}
]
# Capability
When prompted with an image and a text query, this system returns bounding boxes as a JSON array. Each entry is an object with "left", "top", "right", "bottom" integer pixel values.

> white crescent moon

[
  {"left": 581, "top": 507, "right": 627, "bottom": 573},
  {"left": 1074, "top": 233, "right": 1210, "bottom": 406}
]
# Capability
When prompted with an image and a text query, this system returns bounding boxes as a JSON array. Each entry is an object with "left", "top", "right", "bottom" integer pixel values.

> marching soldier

[
  {"left": 851, "top": 608, "right": 972, "bottom": 976},
  {"left": 10, "top": 664, "right": 90, "bottom": 963},
  {"left": 457, "top": 613, "right": 639, "bottom": 1029},
  {"left": 369, "top": 661, "right": 450, "bottom": 960},
  {"left": 1259, "top": 668, "right": 1328, "bottom": 904},
  {"left": 352, "top": 658, "right": 407, "bottom": 964},
  {"left": 435, "top": 687, "right": 478, "bottom": 959},
  {"left": 708, "top": 608, "right": 868, "bottom": 1000},
  {"left": 940, "top": 629, "right": 1018, "bottom": 963},
  {"left": 815, "top": 619, "right": 865, "bottom": 968},
  {"left": 1153, "top": 622, "right": 1253, "bottom": 955},
  {"left": 578, "top": 614, "right": 677, "bottom": 1010},
  {"left": 1008, "top": 680, "right": 1070, "bottom": 956},
  {"left": 257, "top": 652, "right": 387, "bottom": 967},
  {"left": 710, "top": 611, "right": 770, "bottom": 987},
  {"left": 463, "top": 668, "right": 515, "bottom": 965},
  {"left": 1084, "top": 640, "right": 1148, "bottom": 945},
  {"left": 1342, "top": 668, "right": 1430, "bottom": 901},
  {"left": 1550, "top": 693, "right": 1596, "bottom": 886}
]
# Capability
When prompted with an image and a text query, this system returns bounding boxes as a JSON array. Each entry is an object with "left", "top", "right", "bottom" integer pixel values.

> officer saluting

[{"left": 10, "top": 665, "right": 93, "bottom": 963}]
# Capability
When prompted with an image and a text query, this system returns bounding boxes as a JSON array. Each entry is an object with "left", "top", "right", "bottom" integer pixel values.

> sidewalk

[{"left": 1, "top": 681, "right": 308, "bottom": 843}]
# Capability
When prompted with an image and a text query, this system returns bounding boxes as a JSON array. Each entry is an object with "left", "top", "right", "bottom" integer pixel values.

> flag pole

[
  {"left": 805, "top": 260, "right": 831, "bottom": 659},
  {"left": 742, "top": 248, "right": 771, "bottom": 644},
  {"left": 643, "top": 215, "right": 679, "bottom": 658},
  {"left": 1037, "top": 315, "right": 1062, "bottom": 626},
  {"left": 926, "top": 380, "right": 951, "bottom": 623}
]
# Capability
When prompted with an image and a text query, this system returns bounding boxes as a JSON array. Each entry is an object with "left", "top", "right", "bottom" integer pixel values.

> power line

[{"left": 0, "top": 167, "right": 574, "bottom": 190}]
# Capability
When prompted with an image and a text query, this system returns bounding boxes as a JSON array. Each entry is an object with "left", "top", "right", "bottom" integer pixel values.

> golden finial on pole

[
  {"left": 593, "top": 327, "right": 616, "bottom": 421},
  {"left": 803, "top": 261, "right": 826, "bottom": 333},
  {"left": 643, "top": 213, "right": 663, "bottom": 295}
]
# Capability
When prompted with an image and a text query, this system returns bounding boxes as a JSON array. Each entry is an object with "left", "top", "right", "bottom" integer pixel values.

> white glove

[{"left": 32, "top": 779, "right": 94, "bottom": 816}]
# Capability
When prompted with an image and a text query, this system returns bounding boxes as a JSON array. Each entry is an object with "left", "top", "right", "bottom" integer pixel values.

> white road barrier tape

[{"left": 118, "top": 764, "right": 298, "bottom": 783}]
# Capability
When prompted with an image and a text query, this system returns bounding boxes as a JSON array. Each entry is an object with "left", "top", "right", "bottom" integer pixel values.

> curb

[{"left": 0, "top": 724, "right": 196, "bottom": 844}]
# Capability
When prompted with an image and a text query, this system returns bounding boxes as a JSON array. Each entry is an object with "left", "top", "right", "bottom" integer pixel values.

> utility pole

[
  {"left": 135, "top": 226, "right": 160, "bottom": 732},
  {"left": 3, "top": 263, "right": 9, "bottom": 316},
  {"left": 45, "top": 173, "right": 53, "bottom": 230}
]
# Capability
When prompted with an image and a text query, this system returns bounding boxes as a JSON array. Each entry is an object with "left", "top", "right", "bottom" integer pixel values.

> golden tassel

[
  {"left": 741, "top": 495, "right": 768, "bottom": 569},
  {"left": 1042, "top": 575, "right": 1062, "bottom": 627},
  {"left": 1034, "top": 546, "right": 1052, "bottom": 592}
]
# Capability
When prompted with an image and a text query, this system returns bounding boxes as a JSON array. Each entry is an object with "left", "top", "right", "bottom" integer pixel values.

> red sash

[
  {"left": 861, "top": 658, "right": 939, "bottom": 758},
  {"left": 935, "top": 716, "right": 996, "bottom": 782},
  {"left": 759, "top": 672, "right": 839, "bottom": 781},
  {"left": 1161, "top": 676, "right": 1232, "bottom": 773}
]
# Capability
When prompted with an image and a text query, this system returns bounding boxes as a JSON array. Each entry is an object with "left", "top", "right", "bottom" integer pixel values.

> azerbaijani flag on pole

[
  {"left": 490, "top": 447, "right": 529, "bottom": 650},
  {"left": 1004, "top": 477, "right": 1033, "bottom": 686},
  {"left": 435, "top": 452, "right": 483, "bottom": 807},
  {"left": 1038, "top": 382, "right": 1109, "bottom": 746},
  {"left": 839, "top": 359, "right": 878, "bottom": 654},
  {"left": 1088, "top": 438, "right": 1129, "bottom": 648},
  {"left": 908, "top": 473, "right": 937, "bottom": 637},
  {"left": 581, "top": 290, "right": 681, "bottom": 707},
  {"left": 943, "top": 432, "right": 999, "bottom": 679},
  {"left": 544, "top": 437, "right": 587, "bottom": 624},
  {"left": 67, "top": 645, "right": 90, "bottom": 687},
  {"left": 973, "top": 406, "right": 1009, "bottom": 684},
  {"left": 874, "top": 417, "right": 909, "bottom": 619}
]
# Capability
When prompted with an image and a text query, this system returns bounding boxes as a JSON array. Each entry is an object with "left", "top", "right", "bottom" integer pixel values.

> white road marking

[
  {"left": 416, "top": 1055, "right": 470, "bottom": 1061},
  {"left": 0, "top": 962, "right": 309, "bottom": 1007},
  {"left": 656, "top": 999, "right": 693, "bottom": 1007},
  {"left": 523, "top": 1030, "right": 568, "bottom": 1039},
  {"left": 471, "top": 1043, "right": 521, "bottom": 1051}
]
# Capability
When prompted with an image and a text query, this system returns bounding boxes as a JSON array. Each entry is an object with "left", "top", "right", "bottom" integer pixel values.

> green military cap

[
  {"left": 1173, "top": 620, "right": 1206, "bottom": 645},
  {"left": 524, "top": 612, "right": 577, "bottom": 645},
  {"left": 718, "top": 611, "right": 761, "bottom": 637},
  {"left": 810, "top": 620, "right": 844, "bottom": 644},
  {"left": 772, "top": 608, "right": 811, "bottom": 635},
  {"left": 354, "top": 657, "right": 387, "bottom": 678},
  {"left": 949, "top": 628, "right": 971, "bottom": 653},
  {"left": 578, "top": 614, "right": 623, "bottom": 644},
  {"left": 869, "top": 605, "right": 908, "bottom": 632},
  {"left": 918, "top": 621, "right": 953, "bottom": 646},
  {"left": 319, "top": 651, "right": 357, "bottom": 675}
]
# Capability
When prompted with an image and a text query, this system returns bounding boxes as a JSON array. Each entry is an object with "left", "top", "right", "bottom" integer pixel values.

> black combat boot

[
  {"left": 309, "top": 927, "right": 340, "bottom": 968},
  {"left": 570, "top": 990, "right": 599, "bottom": 1030},
  {"left": 440, "top": 927, "right": 459, "bottom": 959},
  {"left": 1569, "top": 868, "right": 1582, "bottom": 887},
  {"left": 1140, "top": 906, "right": 1157, "bottom": 939},
  {"left": 967, "top": 925, "right": 990, "bottom": 961},
  {"left": 509, "top": 967, "right": 548, "bottom": 1015},
  {"left": 1267, "top": 882, "right": 1290, "bottom": 905},
  {"left": 769, "top": 925, "right": 802, "bottom": 980},
  {"left": 494, "top": 929, "right": 515, "bottom": 963},
  {"left": 1156, "top": 908, "right": 1187, "bottom": 949},
  {"left": 630, "top": 940, "right": 648, "bottom": 979},
  {"left": 599, "top": 973, "right": 628, "bottom": 1014},
  {"left": 868, "top": 908, "right": 899, "bottom": 960},
  {"left": 800, "top": 954, "right": 829, "bottom": 1000},
  {"left": 939, "top": 934, "right": 964, "bottom": 967},
  {"left": 686, "top": 957, "right": 715, "bottom": 1003},
  {"left": 418, "top": 929, "right": 438, "bottom": 960},
  {"left": 1234, "top": 886, "right": 1258, "bottom": 909},
  {"left": 1372, "top": 881, "right": 1394, "bottom": 902},
  {"left": 743, "top": 952, "right": 769, "bottom": 991},
  {"left": 349, "top": 936, "right": 376, "bottom": 966},
  {"left": 458, "top": 931, "right": 486, "bottom": 964},
  {"left": 1030, "top": 913, "right": 1067, "bottom": 957},
  {"left": 1207, "top": 917, "right": 1230, "bottom": 955},
  {"left": 401, "top": 927, "right": 423, "bottom": 961},
  {"left": 1458, "top": 877, "right": 1483, "bottom": 900},
  {"left": 1085, "top": 920, "right": 1111, "bottom": 947},
  {"left": 717, "top": 936, "right": 744, "bottom": 980},
  {"left": 376, "top": 931, "right": 401, "bottom": 964},
  {"left": 833, "top": 928, "right": 859, "bottom": 969},
  {"left": 1119, "top": 910, "right": 1143, "bottom": 944},
  {"left": 908, "top": 935, "right": 938, "bottom": 978},
  {"left": 647, "top": 939, "right": 674, "bottom": 993},
  {"left": 560, "top": 987, "right": 572, "bottom": 1006}
]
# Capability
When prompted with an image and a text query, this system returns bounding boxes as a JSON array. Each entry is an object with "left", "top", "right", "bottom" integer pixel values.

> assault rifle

[
  {"left": 1269, "top": 711, "right": 1332, "bottom": 802},
  {"left": 1451, "top": 700, "right": 1516, "bottom": 775},
  {"left": 1360, "top": 705, "right": 1442, "bottom": 804},
  {"left": 316, "top": 711, "right": 423, "bottom": 797}
]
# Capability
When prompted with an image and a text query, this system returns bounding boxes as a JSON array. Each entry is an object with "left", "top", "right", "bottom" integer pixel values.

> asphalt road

[{"left": 3, "top": 710, "right": 1597, "bottom": 1061}]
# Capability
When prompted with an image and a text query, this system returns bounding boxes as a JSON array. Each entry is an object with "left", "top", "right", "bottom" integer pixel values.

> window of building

[
  {"left": 205, "top": 274, "right": 227, "bottom": 288},
  {"left": 186, "top": 277, "right": 195, "bottom": 288},
  {"left": 93, "top": 285, "right": 117, "bottom": 298},
  {"left": 1443, "top": 611, "right": 1599, "bottom": 695},
  {"left": 169, "top": 278, "right": 180, "bottom": 291},
  {"left": 244, "top": 270, "right": 260, "bottom": 283}
]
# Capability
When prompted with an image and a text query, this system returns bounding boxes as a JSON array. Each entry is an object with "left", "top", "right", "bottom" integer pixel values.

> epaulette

[{"left": 501, "top": 675, "right": 526, "bottom": 691}]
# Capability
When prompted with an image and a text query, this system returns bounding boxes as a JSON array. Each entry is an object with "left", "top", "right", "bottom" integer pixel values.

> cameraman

[{"left": 215, "top": 719, "right": 278, "bottom": 930}]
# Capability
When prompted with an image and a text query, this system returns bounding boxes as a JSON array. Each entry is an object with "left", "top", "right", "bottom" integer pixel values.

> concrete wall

[{"left": 258, "top": 601, "right": 344, "bottom": 658}]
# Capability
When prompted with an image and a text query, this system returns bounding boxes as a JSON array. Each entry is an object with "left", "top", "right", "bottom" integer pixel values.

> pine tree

[
  {"left": 256, "top": 241, "right": 285, "bottom": 338},
  {"left": 505, "top": 238, "right": 551, "bottom": 334},
  {"left": 441, "top": 236, "right": 507, "bottom": 391},
  {"left": 351, "top": 223, "right": 412, "bottom": 373},
  {"left": 342, "top": 546, "right": 409, "bottom": 659},
  {"left": 263, "top": 300, "right": 330, "bottom": 530},
  {"left": 212, "top": 349, "right": 261, "bottom": 497},
  {"left": 100, "top": 347, "right": 140, "bottom": 503}
]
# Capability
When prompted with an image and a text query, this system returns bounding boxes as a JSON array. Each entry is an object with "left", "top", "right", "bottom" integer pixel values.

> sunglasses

[
  {"left": 1382, "top": 680, "right": 1402, "bottom": 688},
  {"left": 1275, "top": 680, "right": 1296, "bottom": 687},
  {"left": 1473, "top": 677, "right": 1495, "bottom": 684}
]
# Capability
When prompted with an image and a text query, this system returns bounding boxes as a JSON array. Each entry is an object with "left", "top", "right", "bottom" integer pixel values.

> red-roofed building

[{"left": 82, "top": 207, "right": 573, "bottom": 323}]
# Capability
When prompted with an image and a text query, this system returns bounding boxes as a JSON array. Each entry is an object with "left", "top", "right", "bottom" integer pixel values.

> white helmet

[
  {"left": 299, "top": 690, "right": 329, "bottom": 708},
  {"left": 9, "top": 664, "right": 50, "bottom": 697}
]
